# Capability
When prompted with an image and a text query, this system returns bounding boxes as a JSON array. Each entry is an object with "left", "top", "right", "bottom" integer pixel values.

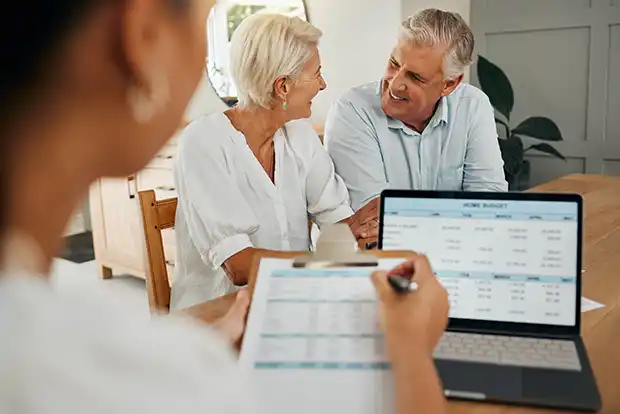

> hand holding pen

[{"left": 371, "top": 254, "right": 449, "bottom": 354}]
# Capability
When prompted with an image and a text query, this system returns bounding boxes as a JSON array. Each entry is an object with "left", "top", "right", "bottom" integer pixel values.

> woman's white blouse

[
  {"left": 170, "top": 113, "right": 353, "bottom": 309},
  {"left": 0, "top": 232, "right": 254, "bottom": 414}
]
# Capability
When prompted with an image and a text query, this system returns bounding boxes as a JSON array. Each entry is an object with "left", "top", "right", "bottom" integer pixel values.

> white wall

[
  {"left": 470, "top": 0, "right": 620, "bottom": 183},
  {"left": 306, "top": 0, "right": 401, "bottom": 124},
  {"left": 185, "top": 0, "right": 402, "bottom": 124},
  {"left": 185, "top": 0, "right": 474, "bottom": 123},
  {"left": 185, "top": 74, "right": 226, "bottom": 121},
  {"left": 401, "top": 0, "right": 470, "bottom": 23}
]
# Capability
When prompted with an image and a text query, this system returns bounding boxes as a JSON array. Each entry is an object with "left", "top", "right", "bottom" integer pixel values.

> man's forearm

[{"left": 388, "top": 341, "right": 448, "bottom": 414}]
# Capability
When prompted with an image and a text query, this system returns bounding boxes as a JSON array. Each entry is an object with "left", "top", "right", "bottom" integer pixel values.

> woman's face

[
  {"left": 283, "top": 45, "right": 327, "bottom": 121},
  {"left": 106, "top": 0, "right": 214, "bottom": 175}
]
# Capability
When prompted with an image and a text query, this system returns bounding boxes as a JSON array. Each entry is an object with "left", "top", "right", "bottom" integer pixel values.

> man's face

[{"left": 381, "top": 38, "right": 460, "bottom": 127}]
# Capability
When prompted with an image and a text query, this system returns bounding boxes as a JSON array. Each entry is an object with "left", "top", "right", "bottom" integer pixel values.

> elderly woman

[{"left": 171, "top": 13, "right": 378, "bottom": 309}]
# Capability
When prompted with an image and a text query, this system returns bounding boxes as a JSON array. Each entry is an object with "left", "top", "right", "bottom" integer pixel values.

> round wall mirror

[{"left": 206, "top": 0, "right": 309, "bottom": 107}]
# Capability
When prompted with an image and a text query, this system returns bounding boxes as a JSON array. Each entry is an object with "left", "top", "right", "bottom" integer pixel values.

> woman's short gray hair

[
  {"left": 229, "top": 13, "right": 322, "bottom": 109},
  {"left": 400, "top": 8, "right": 474, "bottom": 80}
]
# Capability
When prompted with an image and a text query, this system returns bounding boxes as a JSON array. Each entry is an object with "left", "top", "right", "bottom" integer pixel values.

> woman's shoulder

[
  {"left": 283, "top": 119, "right": 323, "bottom": 155},
  {"left": 178, "top": 112, "right": 236, "bottom": 155},
  {"left": 0, "top": 271, "right": 235, "bottom": 359},
  {"left": 0, "top": 271, "right": 245, "bottom": 411},
  {"left": 284, "top": 118, "right": 318, "bottom": 136}
]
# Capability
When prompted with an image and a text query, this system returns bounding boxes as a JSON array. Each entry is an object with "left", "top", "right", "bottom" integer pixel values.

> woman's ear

[
  {"left": 273, "top": 76, "right": 289, "bottom": 101},
  {"left": 121, "top": 0, "right": 171, "bottom": 122},
  {"left": 122, "top": 0, "right": 159, "bottom": 89}
]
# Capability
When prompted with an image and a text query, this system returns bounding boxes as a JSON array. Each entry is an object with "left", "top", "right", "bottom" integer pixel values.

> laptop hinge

[{"left": 448, "top": 326, "right": 578, "bottom": 340}]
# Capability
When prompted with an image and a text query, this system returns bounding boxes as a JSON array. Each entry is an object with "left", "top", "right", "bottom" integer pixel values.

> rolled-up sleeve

[
  {"left": 302, "top": 126, "right": 354, "bottom": 228},
  {"left": 175, "top": 126, "right": 258, "bottom": 270},
  {"left": 463, "top": 95, "right": 508, "bottom": 192},
  {"left": 324, "top": 99, "right": 388, "bottom": 211}
]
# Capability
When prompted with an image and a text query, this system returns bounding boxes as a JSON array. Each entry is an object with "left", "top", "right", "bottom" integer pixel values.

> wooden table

[
  {"left": 444, "top": 174, "right": 620, "bottom": 413},
  {"left": 184, "top": 174, "right": 620, "bottom": 414}
]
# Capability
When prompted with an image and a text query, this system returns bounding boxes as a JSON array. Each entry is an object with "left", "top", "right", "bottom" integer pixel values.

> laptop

[{"left": 378, "top": 190, "right": 602, "bottom": 412}]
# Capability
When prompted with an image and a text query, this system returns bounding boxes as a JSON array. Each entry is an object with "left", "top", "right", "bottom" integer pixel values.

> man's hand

[{"left": 344, "top": 197, "right": 380, "bottom": 240}]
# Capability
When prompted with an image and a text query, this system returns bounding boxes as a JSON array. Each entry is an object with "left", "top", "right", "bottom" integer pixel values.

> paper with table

[
  {"left": 239, "top": 257, "right": 405, "bottom": 414},
  {"left": 582, "top": 297, "right": 605, "bottom": 313}
]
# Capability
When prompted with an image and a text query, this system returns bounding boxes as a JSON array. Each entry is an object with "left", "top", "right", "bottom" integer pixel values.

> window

[{"left": 206, "top": 0, "right": 308, "bottom": 106}]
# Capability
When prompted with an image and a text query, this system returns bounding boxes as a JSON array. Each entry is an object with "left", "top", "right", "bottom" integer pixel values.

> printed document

[{"left": 239, "top": 258, "right": 405, "bottom": 414}]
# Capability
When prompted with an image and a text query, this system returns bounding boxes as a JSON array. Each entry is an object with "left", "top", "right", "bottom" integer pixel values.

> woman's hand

[
  {"left": 212, "top": 289, "right": 251, "bottom": 344},
  {"left": 373, "top": 255, "right": 450, "bottom": 414},
  {"left": 372, "top": 254, "right": 449, "bottom": 355}
]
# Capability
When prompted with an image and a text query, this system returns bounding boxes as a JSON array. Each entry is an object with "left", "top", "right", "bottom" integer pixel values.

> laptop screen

[{"left": 381, "top": 196, "right": 579, "bottom": 327}]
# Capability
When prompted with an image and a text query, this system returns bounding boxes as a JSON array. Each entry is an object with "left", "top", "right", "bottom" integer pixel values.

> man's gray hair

[{"left": 400, "top": 8, "right": 474, "bottom": 80}]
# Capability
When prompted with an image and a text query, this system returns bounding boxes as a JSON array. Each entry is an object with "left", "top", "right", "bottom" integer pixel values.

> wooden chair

[{"left": 138, "top": 190, "right": 177, "bottom": 313}]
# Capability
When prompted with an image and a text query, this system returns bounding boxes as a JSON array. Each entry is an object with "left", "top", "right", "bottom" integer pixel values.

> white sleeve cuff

[
  {"left": 353, "top": 192, "right": 382, "bottom": 212},
  {"left": 205, "top": 234, "right": 253, "bottom": 270},
  {"left": 315, "top": 205, "right": 354, "bottom": 229}
]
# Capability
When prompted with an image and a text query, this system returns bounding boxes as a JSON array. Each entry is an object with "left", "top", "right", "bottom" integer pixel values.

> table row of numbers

[{"left": 440, "top": 277, "right": 576, "bottom": 326}]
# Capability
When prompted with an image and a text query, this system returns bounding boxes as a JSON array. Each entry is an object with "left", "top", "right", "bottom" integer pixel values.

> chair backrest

[{"left": 138, "top": 190, "right": 177, "bottom": 313}]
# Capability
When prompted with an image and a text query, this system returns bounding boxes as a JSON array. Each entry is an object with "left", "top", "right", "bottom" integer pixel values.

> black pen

[{"left": 387, "top": 274, "right": 418, "bottom": 294}]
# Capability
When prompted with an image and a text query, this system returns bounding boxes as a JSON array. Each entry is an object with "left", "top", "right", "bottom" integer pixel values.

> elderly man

[{"left": 325, "top": 8, "right": 507, "bottom": 211}]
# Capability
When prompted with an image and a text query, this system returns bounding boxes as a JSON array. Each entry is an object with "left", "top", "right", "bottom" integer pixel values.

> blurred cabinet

[{"left": 89, "top": 134, "right": 179, "bottom": 279}]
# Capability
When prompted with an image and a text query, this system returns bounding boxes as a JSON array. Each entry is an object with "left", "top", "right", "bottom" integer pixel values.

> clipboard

[
  {"left": 182, "top": 224, "right": 415, "bottom": 325},
  {"left": 192, "top": 224, "right": 412, "bottom": 336},
  {"left": 236, "top": 224, "right": 416, "bottom": 413},
  {"left": 251, "top": 223, "right": 415, "bottom": 288},
  {"left": 291, "top": 223, "right": 412, "bottom": 268}
]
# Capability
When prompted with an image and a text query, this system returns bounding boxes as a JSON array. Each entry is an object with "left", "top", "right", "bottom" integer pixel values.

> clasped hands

[{"left": 341, "top": 197, "right": 380, "bottom": 250}]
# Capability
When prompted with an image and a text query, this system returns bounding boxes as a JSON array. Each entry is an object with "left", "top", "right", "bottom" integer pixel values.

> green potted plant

[{"left": 476, "top": 56, "right": 566, "bottom": 190}]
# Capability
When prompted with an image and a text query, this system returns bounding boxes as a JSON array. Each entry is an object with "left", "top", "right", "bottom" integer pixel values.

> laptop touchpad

[{"left": 436, "top": 360, "right": 523, "bottom": 398}]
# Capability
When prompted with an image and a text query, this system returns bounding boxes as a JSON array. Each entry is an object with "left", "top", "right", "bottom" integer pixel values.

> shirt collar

[
  {"left": 377, "top": 79, "right": 449, "bottom": 133},
  {"left": 428, "top": 96, "right": 449, "bottom": 128}
]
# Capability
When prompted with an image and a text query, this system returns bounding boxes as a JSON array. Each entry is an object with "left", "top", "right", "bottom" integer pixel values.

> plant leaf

[
  {"left": 495, "top": 117, "right": 510, "bottom": 138},
  {"left": 527, "top": 143, "right": 566, "bottom": 161},
  {"left": 498, "top": 135, "right": 524, "bottom": 176},
  {"left": 477, "top": 55, "right": 514, "bottom": 121},
  {"left": 513, "top": 117, "right": 563, "bottom": 141}
]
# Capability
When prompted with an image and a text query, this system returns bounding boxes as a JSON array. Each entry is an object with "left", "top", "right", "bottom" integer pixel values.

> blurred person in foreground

[{"left": 0, "top": 2, "right": 449, "bottom": 414}]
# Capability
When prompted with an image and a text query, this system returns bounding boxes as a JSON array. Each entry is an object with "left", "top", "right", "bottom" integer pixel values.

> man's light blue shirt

[{"left": 324, "top": 81, "right": 508, "bottom": 211}]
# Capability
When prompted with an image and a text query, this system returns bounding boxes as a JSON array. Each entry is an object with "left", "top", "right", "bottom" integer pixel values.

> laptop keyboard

[{"left": 434, "top": 332, "right": 581, "bottom": 371}]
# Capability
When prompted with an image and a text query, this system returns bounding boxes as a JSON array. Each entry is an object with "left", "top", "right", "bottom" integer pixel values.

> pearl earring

[
  {"left": 128, "top": 86, "right": 156, "bottom": 124},
  {"left": 128, "top": 69, "right": 169, "bottom": 124}
]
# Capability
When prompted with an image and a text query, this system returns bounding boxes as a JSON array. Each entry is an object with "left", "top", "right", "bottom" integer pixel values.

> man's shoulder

[
  {"left": 336, "top": 81, "right": 382, "bottom": 110},
  {"left": 449, "top": 83, "right": 491, "bottom": 107},
  {"left": 445, "top": 83, "right": 494, "bottom": 128},
  {"left": 332, "top": 81, "right": 385, "bottom": 121}
]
